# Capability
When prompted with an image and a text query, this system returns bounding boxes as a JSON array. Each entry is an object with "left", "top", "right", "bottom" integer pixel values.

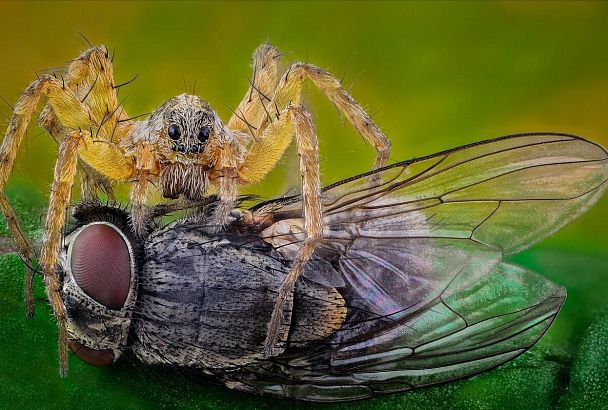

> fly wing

[
  {"left": 252, "top": 133, "right": 607, "bottom": 316},
  {"left": 254, "top": 132, "right": 608, "bottom": 255},
  {"left": 225, "top": 133, "right": 606, "bottom": 400},
  {"left": 224, "top": 262, "right": 565, "bottom": 401}
]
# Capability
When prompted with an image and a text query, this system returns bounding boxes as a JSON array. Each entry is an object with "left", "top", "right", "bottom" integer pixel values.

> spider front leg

[
  {"left": 264, "top": 62, "right": 391, "bottom": 171},
  {"left": 228, "top": 43, "right": 281, "bottom": 135},
  {"left": 39, "top": 45, "right": 130, "bottom": 202},
  {"left": 212, "top": 167, "right": 238, "bottom": 230},
  {"left": 0, "top": 74, "right": 94, "bottom": 318},
  {"left": 40, "top": 129, "right": 84, "bottom": 376},
  {"left": 238, "top": 62, "right": 392, "bottom": 186},
  {"left": 238, "top": 105, "right": 323, "bottom": 355}
]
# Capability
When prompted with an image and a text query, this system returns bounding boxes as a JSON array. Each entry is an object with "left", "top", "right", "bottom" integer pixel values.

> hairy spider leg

[
  {"left": 258, "top": 106, "right": 323, "bottom": 355},
  {"left": 41, "top": 129, "right": 83, "bottom": 377},
  {"left": 228, "top": 43, "right": 281, "bottom": 136},
  {"left": 0, "top": 66, "right": 134, "bottom": 375},
  {"left": 197, "top": 44, "right": 283, "bottom": 230},
  {"left": 238, "top": 62, "right": 391, "bottom": 185},
  {"left": 39, "top": 46, "right": 131, "bottom": 201},
  {"left": 0, "top": 75, "right": 91, "bottom": 327},
  {"left": 0, "top": 46, "right": 135, "bottom": 319},
  {"left": 228, "top": 58, "right": 391, "bottom": 353}
]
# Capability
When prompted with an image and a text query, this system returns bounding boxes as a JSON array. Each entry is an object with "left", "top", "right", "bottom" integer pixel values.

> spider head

[
  {"left": 144, "top": 94, "right": 241, "bottom": 200},
  {"left": 148, "top": 94, "right": 226, "bottom": 162}
]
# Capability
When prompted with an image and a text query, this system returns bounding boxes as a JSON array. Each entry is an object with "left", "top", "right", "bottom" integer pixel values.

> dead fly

[{"left": 58, "top": 133, "right": 606, "bottom": 402}]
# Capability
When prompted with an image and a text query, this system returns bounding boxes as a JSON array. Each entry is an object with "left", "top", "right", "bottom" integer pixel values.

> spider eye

[
  {"left": 69, "top": 223, "right": 133, "bottom": 310},
  {"left": 168, "top": 124, "right": 181, "bottom": 140},
  {"left": 198, "top": 127, "right": 210, "bottom": 143}
]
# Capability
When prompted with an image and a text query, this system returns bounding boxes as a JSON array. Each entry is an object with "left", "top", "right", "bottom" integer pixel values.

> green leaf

[{"left": 559, "top": 315, "right": 608, "bottom": 409}]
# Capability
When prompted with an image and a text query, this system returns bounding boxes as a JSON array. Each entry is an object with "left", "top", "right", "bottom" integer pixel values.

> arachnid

[
  {"left": 0, "top": 43, "right": 390, "bottom": 374},
  {"left": 60, "top": 133, "right": 607, "bottom": 402}
]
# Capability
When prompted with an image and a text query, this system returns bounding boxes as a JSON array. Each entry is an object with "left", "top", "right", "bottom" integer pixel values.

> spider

[{"left": 0, "top": 43, "right": 391, "bottom": 375}]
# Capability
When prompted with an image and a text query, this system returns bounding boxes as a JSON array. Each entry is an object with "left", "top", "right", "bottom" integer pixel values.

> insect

[
  {"left": 58, "top": 133, "right": 606, "bottom": 402},
  {"left": 0, "top": 43, "right": 390, "bottom": 373}
]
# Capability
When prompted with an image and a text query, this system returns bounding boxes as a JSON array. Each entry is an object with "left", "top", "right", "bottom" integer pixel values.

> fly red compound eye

[{"left": 69, "top": 223, "right": 132, "bottom": 310}]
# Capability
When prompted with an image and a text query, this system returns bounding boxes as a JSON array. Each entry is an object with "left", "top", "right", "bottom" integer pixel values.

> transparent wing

[
  {"left": 252, "top": 133, "right": 608, "bottom": 316},
  {"left": 255, "top": 132, "right": 608, "bottom": 255},
  {"left": 227, "top": 263, "right": 565, "bottom": 401},
  {"left": 227, "top": 133, "right": 606, "bottom": 400}
]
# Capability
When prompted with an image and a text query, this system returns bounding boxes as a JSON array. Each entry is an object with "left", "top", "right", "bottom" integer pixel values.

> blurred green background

[{"left": 1, "top": 1, "right": 607, "bottom": 409}]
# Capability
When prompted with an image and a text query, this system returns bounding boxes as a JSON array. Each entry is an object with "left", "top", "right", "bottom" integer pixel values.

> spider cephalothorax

[
  {"left": 145, "top": 94, "right": 234, "bottom": 161},
  {"left": 125, "top": 94, "right": 248, "bottom": 201},
  {"left": 0, "top": 43, "right": 390, "bottom": 375},
  {"left": 159, "top": 95, "right": 217, "bottom": 156}
]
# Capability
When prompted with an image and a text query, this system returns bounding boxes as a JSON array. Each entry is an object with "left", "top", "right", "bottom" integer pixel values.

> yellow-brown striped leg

[
  {"left": 0, "top": 75, "right": 93, "bottom": 322},
  {"left": 208, "top": 167, "right": 238, "bottom": 232},
  {"left": 39, "top": 46, "right": 130, "bottom": 201},
  {"left": 40, "top": 130, "right": 83, "bottom": 376},
  {"left": 264, "top": 105, "right": 323, "bottom": 355},
  {"left": 39, "top": 46, "right": 128, "bottom": 139},
  {"left": 227, "top": 44, "right": 281, "bottom": 135},
  {"left": 0, "top": 74, "right": 92, "bottom": 189},
  {"left": 237, "top": 106, "right": 294, "bottom": 185},
  {"left": 41, "top": 104, "right": 116, "bottom": 203},
  {"left": 260, "top": 62, "right": 391, "bottom": 172},
  {"left": 0, "top": 193, "right": 37, "bottom": 318},
  {"left": 129, "top": 171, "right": 151, "bottom": 237}
]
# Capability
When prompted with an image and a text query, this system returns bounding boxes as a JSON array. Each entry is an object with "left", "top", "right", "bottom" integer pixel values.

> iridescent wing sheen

[
  {"left": 229, "top": 262, "right": 565, "bottom": 401},
  {"left": 252, "top": 132, "right": 608, "bottom": 316},
  {"left": 230, "top": 133, "right": 607, "bottom": 400}
]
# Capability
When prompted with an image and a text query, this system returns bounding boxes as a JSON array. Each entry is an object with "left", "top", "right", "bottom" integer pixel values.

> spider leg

[
  {"left": 39, "top": 46, "right": 130, "bottom": 201},
  {"left": 129, "top": 171, "right": 151, "bottom": 237},
  {"left": 0, "top": 193, "right": 37, "bottom": 318},
  {"left": 40, "top": 46, "right": 129, "bottom": 140},
  {"left": 237, "top": 105, "right": 296, "bottom": 184},
  {"left": 40, "top": 128, "right": 130, "bottom": 374},
  {"left": 0, "top": 75, "right": 94, "bottom": 319},
  {"left": 39, "top": 129, "right": 83, "bottom": 377},
  {"left": 0, "top": 75, "right": 92, "bottom": 188},
  {"left": 227, "top": 44, "right": 281, "bottom": 136},
  {"left": 0, "top": 70, "right": 133, "bottom": 374},
  {"left": 241, "top": 62, "right": 391, "bottom": 186},
  {"left": 207, "top": 167, "right": 238, "bottom": 232},
  {"left": 255, "top": 105, "right": 323, "bottom": 356},
  {"left": 127, "top": 141, "right": 163, "bottom": 237},
  {"left": 41, "top": 107, "right": 113, "bottom": 202}
]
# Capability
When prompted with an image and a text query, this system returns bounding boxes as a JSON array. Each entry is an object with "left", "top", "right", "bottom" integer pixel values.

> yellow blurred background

[{"left": 1, "top": 1, "right": 607, "bottom": 254}]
